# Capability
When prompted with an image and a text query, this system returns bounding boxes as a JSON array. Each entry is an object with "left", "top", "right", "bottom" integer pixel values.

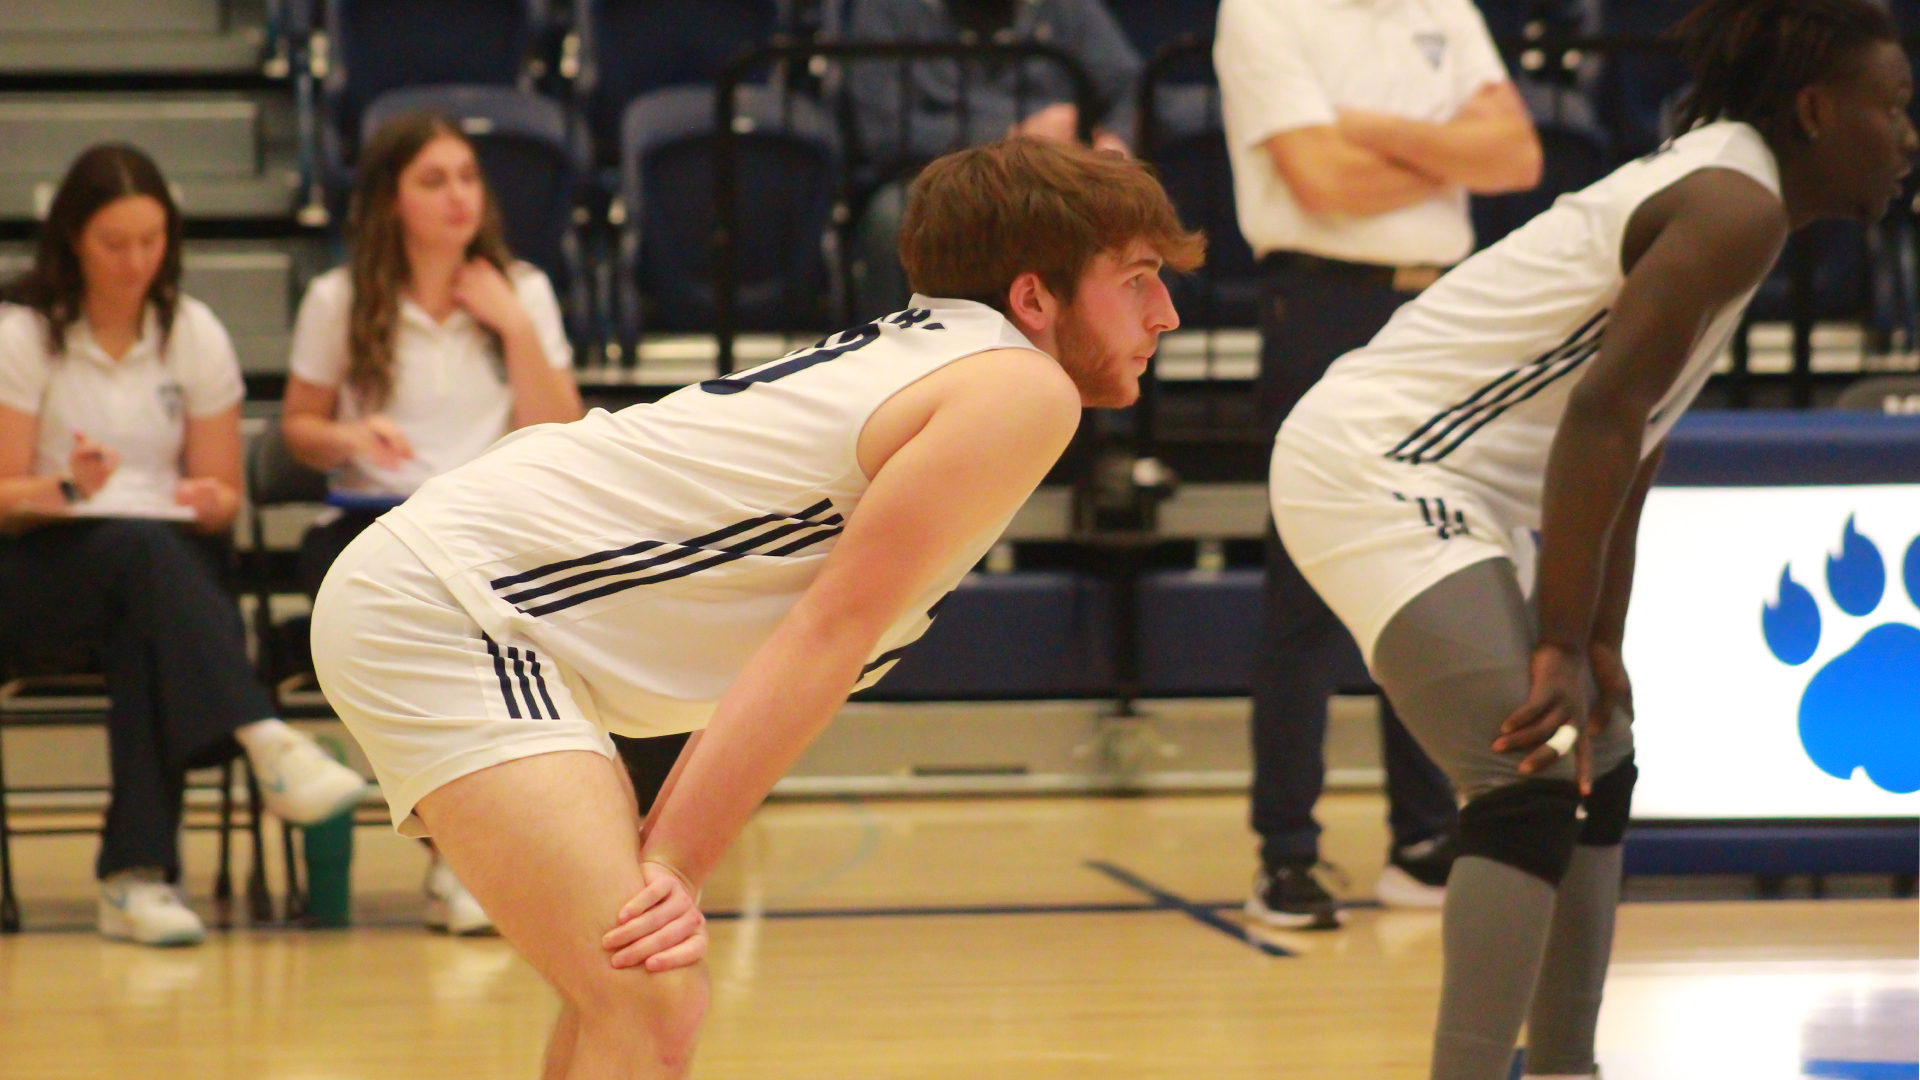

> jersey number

[{"left": 700, "top": 309, "right": 940, "bottom": 395}]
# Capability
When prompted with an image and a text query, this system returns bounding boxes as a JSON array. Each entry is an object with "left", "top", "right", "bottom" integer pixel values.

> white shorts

[
  {"left": 311, "top": 524, "right": 619, "bottom": 837},
  {"left": 1270, "top": 427, "right": 1534, "bottom": 669}
]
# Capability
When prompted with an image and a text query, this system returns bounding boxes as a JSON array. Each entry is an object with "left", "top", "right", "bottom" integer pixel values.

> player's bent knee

[
  {"left": 568, "top": 961, "right": 709, "bottom": 1068},
  {"left": 1456, "top": 779, "right": 1583, "bottom": 886},
  {"left": 1579, "top": 756, "right": 1637, "bottom": 847}
]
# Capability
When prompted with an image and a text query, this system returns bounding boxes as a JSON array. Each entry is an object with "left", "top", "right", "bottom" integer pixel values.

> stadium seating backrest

[
  {"left": 324, "top": 0, "right": 544, "bottom": 165},
  {"left": 618, "top": 84, "right": 840, "bottom": 336},
  {"left": 577, "top": 0, "right": 782, "bottom": 164}
]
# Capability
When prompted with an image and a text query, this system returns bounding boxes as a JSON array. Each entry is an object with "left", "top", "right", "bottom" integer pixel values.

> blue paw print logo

[{"left": 1762, "top": 517, "right": 1920, "bottom": 794}]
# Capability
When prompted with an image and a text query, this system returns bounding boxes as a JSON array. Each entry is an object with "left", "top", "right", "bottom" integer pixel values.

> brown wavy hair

[
  {"left": 899, "top": 137, "right": 1205, "bottom": 311},
  {"left": 347, "top": 113, "right": 512, "bottom": 409},
  {"left": 1, "top": 143, "right": 184, "bottom": 355}
]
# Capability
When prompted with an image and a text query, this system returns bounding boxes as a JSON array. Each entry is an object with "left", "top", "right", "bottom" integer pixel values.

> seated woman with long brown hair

[
  {"left": 0, "top": 143, "right": 370, "bottom": 946},
  {"left": 280, "top": 112, "right": 583, "bottom": 935}
]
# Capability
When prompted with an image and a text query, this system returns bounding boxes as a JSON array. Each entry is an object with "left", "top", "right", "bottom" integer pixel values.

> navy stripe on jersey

[
  {"left": 1386, "top": 309, "right": 1609, "bottom": 465},
  {"left": 485, "top": 635, "right": 522, "bottom": 719},
  {"left": 858, "top": 643, "right": 914, "bottom": 680},
  {"left": 528, "top": 652, "right": 560, "bottom": 717},
  {"left": 492, "top": 499, "right": 844, "bottom": 618},
  {"left": 488, "top": 498, "right": 838, "bottom": 591},
  {"left": 486, "top": 634, "right": 562, "bottom": 719}
]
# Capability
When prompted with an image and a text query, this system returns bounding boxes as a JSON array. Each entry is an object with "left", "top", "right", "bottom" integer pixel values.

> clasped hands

[{"left": 601, "top": 858, "right": 709, "bottom": 973}]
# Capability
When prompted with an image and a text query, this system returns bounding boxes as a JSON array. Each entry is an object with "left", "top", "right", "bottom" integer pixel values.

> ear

[
  {"left": 1004, "top": 271, "right": 1058, "bottom": 335},
  {"left": 1795, "top": 82, "right": 1830, "bottom": 143}
]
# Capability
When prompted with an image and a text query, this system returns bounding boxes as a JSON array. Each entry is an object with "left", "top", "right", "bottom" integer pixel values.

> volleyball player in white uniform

[
  {"left": 311, "top": 137, "right": 1200, "bottom": 1079},
  {"left": 1269, "top": 3, "right": 1915, "bottom": 1079}
]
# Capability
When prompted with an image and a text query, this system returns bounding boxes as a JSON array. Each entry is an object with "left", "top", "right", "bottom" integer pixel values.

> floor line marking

[{"left": 1084, "top": 860, "right": 1293, "bottom": 958}]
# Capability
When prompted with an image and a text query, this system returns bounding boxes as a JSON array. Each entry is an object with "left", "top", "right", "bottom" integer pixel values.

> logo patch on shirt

[
  {"left": 158, "top": 382, "right": 185, "bottom": 423},
  {"left": 1414, "top": 31, "right": 1447, "bottom": 69}
]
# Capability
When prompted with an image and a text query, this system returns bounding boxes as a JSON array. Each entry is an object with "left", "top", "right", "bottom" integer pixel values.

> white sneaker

[
  {"left": 1376, "top": 862, "right": 1448, "bottom": 909},
  {"left": 249, "top": 730, "right": 367, "bottom": 825},
  {"left": 425, "top": 855, "right": 495, "bottom": 936},
  {"left": 99, "top": 870, "right": 206, "bottom": 947}
]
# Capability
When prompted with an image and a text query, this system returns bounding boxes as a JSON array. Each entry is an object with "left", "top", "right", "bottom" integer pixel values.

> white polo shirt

[
  {"left": 0, "top": 298, "right": 243, "bottom": 512},
  {"left": 1215, "top": 0, "right": 1512, "bottom": 266},
  {"left": 288, "top": 262, "right": 573, "bottom": 497}
]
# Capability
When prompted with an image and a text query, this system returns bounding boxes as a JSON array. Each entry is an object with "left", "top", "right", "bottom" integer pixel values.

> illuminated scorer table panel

[{"left": 1621, "top": 411, "right": 1920, "bottom": 822}]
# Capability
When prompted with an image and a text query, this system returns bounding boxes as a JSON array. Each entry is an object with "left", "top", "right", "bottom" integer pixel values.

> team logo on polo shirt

[
  {"left": 1413, "top": 31, "right": 1446, "bottom": 69},
  {"left": 1762, "top": 517, "right": 1920, "bottom": 794},
  {"left": 158, "top": 381, "right": 185, "bottom": 422}
]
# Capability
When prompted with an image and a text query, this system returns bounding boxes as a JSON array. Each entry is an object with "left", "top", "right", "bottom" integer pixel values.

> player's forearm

[
  {"left": 1534, "top": 401, "right": 1647, "bottom": 654},
  {"left": 1588, "top": 445, "right": 1663, "bottom": 649},
  {"left": 1341, "top": 112, "right": 1541, "bottom": 194},
  {"left": 503, "top": 326, "right": 583, "bottom": 429},
  {"left": 639, "top": 612, "right": 880, "bottom": 886}
]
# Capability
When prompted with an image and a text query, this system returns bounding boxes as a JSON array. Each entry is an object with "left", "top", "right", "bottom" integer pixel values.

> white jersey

[
  {"left": 1282, "top": 121, "right": 1781, "bottom": 526},
  {"left": 380, "top": 296, "right": 1042, "bottom": 735}
]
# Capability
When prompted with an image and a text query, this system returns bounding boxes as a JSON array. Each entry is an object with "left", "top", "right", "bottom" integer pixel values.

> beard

[{"left": 1052, "top": 304, "right": 1140, "bottom": 408}]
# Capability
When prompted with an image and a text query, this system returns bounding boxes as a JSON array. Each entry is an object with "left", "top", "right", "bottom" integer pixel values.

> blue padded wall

[
  {"left": 860, "top": 572, "right": 1116, "bottom": 700},
  {"left": 1137, "top": 568, "right": 1263, "bottom": 696}
]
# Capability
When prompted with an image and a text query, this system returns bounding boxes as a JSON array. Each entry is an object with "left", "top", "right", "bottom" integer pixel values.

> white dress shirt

[{"left": 1216, "top": 0, "right": 1513, "bottom": 265}]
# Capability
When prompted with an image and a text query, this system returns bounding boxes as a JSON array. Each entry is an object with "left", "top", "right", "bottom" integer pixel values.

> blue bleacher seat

[
  {"left": 323, "top": 0, "right": 545, "bottom": 169},
  {"left": 362, "top": 85, "right": 591, "bottom": 346},
  {"left": 1103, "top": 0, "right": 1219, "bottom": 60},
  {"left": 577, "top": 0, "right": 781, "bottom": 165},
  {"left": 1471, "top": 82, "right": 1610, "bottom": 250},
  {"left": 1137, "top": 569, "right": 1261, "bottom": 696},
  {"left": 859, "top": 573, "right": 1116, "bottom": 700},
  {"left": 618, "top": 84, "right": 839, "bottom": 336}
]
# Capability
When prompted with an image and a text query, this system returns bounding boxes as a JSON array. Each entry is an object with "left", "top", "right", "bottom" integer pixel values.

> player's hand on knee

[
  {"left": 1495, "top": 644, "right": 1588, "bottom": 776},
  {"left": 603, "top": 861, "right": 707, "bottom": 972}
]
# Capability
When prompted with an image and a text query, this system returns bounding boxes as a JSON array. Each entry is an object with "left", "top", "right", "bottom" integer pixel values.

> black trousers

[
  {"left": 1251, "top": 257, "right": 1459, "bottom": 867},
  {"left": 0, "top": 519, "right": 277, "bottom": 880}
]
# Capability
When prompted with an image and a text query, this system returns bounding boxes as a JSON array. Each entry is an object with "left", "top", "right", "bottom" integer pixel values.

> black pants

[
  {"left": 1251, "top": 257, "right": 1459, "bottom": 867},
  {"left": 0, "top": 519, "right": 277, "bottom": 880},
  {"left": 297, "top": 510, "right": 385, "bottom": 599}
]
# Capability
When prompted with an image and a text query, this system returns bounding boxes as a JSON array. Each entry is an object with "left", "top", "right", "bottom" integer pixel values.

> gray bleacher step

[
  {"left": 0, "top": 240, "right": 316, "bottom": 374},
  {"left": 0, "top": 0, "right": 224, "bottom": 35},
  {"left": 0, "top": 93, "right": 299, "bottom": 220},
  {"left": 0, "top": 94, "right": 259, "bottom": 178},
  {"left": 0, "top": 0, "right": 266, "bottom": 75},
  {"left": 0, "top": 29, "right": 268, "bottom": 75}
]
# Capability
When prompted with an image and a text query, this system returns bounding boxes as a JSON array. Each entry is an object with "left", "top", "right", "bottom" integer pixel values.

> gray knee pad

[
  {"left": 1457, "top": 779, "right": 1583, "bottom": 886},
  {"left": 1579, "top": 756, "right": 1637, "bottom": 847}
]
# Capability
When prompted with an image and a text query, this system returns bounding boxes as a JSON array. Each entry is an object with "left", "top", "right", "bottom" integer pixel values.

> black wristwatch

[{"left": 58, "top": 478, "right": 81, "bottom": 504}]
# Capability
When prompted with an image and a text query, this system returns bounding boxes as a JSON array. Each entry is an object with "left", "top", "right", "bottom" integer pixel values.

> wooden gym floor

[{"left": 1, "top": 791, "right": 1914, "bottom": 1079}]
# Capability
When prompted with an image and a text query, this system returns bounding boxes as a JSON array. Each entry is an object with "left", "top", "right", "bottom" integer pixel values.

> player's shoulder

[
  {"left": 935, "top": 347, "right": 1082, "bottom": 430},
  {"left": 1660, "top": 166, "right": 1789, "bottom": 252}
]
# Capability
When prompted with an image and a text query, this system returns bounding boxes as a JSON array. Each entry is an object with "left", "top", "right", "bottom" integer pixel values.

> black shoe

[
  {"left": 1378, "top": 833, "right": 1455, "bottom": 909},
  {"left": 1245, "top": 861, "right": 1341, "bottom": 930}
]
